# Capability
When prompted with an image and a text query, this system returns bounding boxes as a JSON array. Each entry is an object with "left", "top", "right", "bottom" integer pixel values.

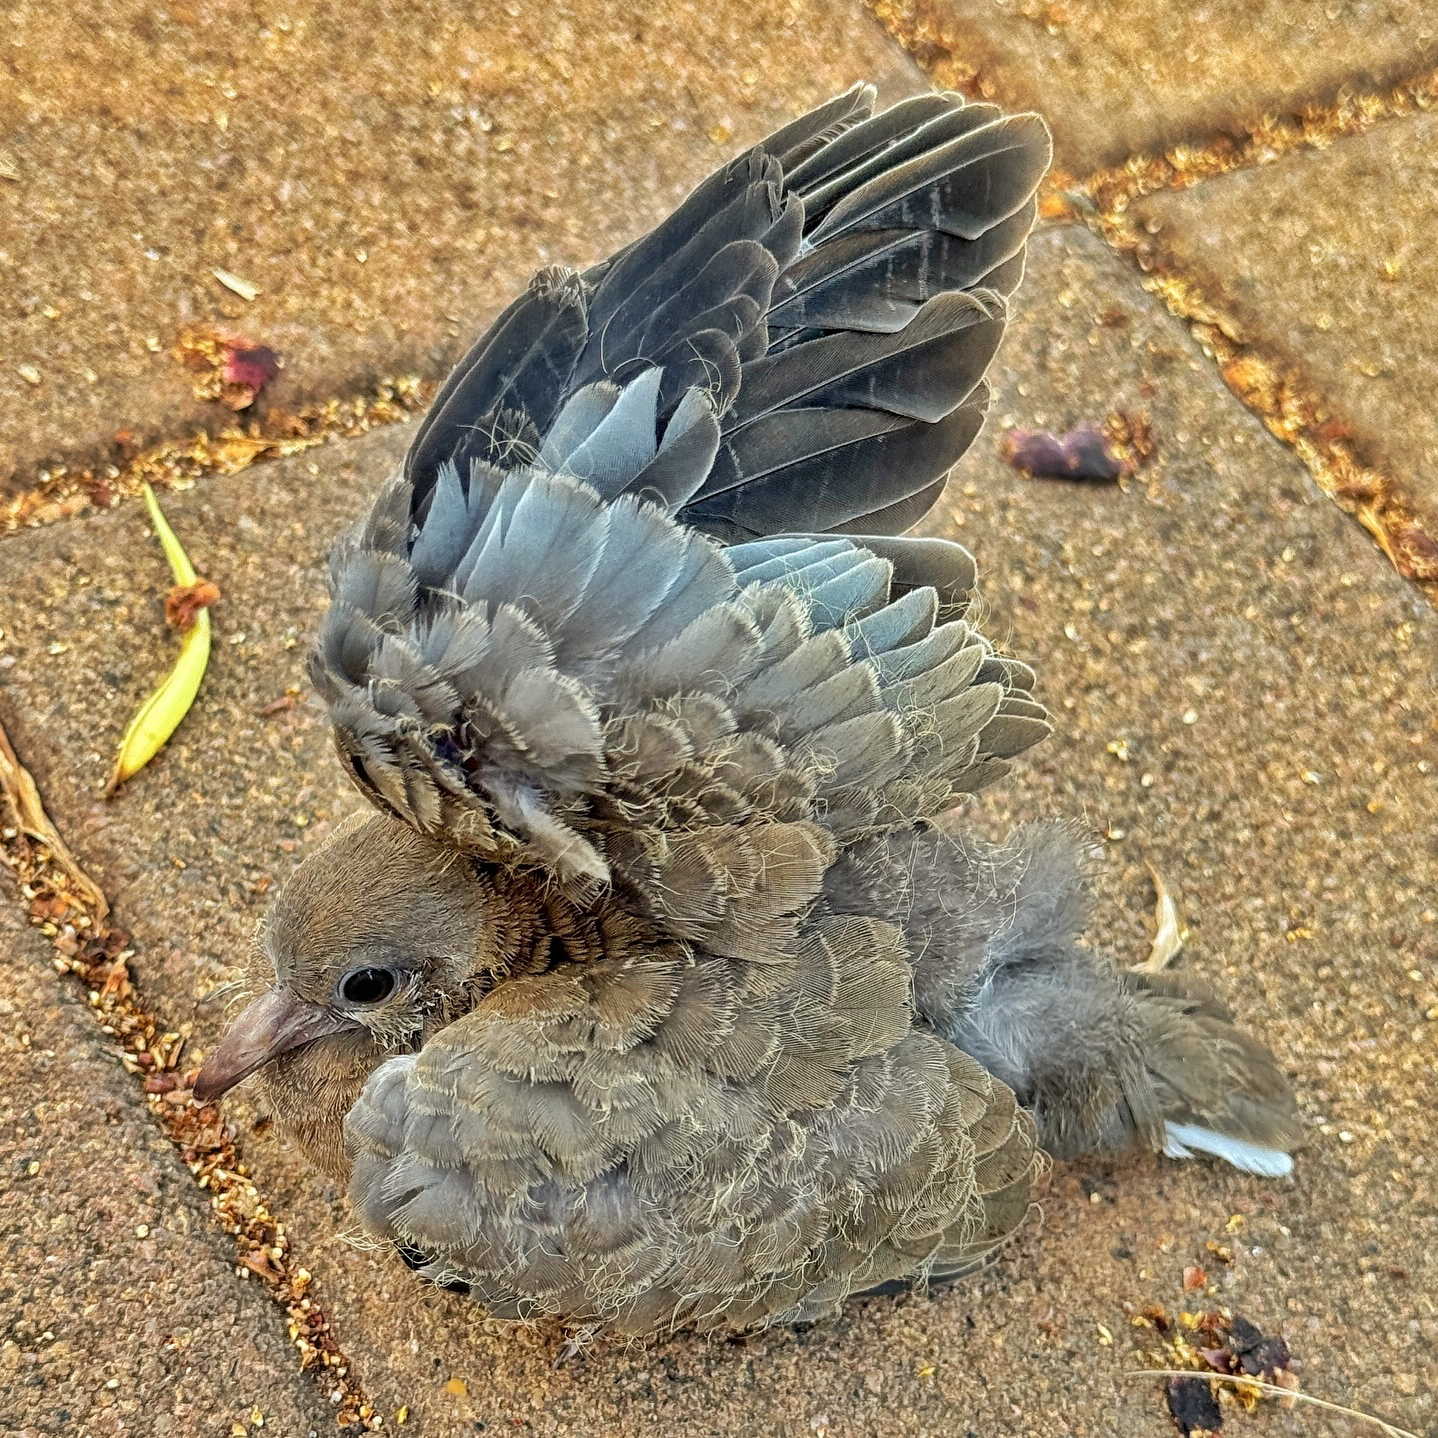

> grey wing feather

[{"left": 314, "top": 86, "right": 1052, "bottom": 938}]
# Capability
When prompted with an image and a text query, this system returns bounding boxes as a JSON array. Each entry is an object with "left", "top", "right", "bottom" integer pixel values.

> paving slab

[
  {"left": 1, "top": 225, "right": 1436, "bottom": 1435},
  {"left": 0, "top": 0, "right": 920, "bottom": 494},
  {"left": 1129, "top": 112, "right": 1438, "bottom": 563},
  {"left": 869, "top": 0, "right": 1438, "bottom": 173},
  {"left": 0, "top": 895, "right": 330, "bottom": 1437}
]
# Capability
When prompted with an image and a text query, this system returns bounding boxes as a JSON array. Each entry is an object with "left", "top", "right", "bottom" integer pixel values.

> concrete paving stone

[
  {"left": 0, "top": 898, "right": 330, "bottom": 1437},
  {"left": 869, "top": 0, "right": 1438, "bottom": 172},
  {"left": 1130, "top": 112, "right": 1438, "bottom": 559},
  {"left": 1, "top": 225, "right": 1435, "bottom": 1434},
  {"left": 0, "top": 0, "right": 920, "bottom": 494}
]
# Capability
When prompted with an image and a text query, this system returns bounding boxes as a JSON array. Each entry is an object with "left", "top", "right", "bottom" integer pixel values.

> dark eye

[{"left": 340, "top": 967, "right": 397, "bottom": 1005}]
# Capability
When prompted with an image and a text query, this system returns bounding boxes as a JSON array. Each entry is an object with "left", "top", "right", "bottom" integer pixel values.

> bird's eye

[{"left": 340, "top": 966, "right": 397, "bottom": 1005}]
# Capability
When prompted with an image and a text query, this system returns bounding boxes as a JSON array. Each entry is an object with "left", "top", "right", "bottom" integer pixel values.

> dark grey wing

[
  {"left": 402, "top": 84, "right": 1050, "bottom": 548},
  {"left": 311, "top": 86, "right": 1052, "bottom": 941},
  {"left": 688, "top": 95, "right": 1049, "bottom": 541}
]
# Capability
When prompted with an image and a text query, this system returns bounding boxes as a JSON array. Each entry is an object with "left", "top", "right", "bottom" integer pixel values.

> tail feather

[
  {"left": 1163, "top": 1123, "right": 1293, "bottom": 1179},
  {"left": 894, "top": 822, "right": 1302, "bottom": 1174},
  {"left": 1125, "top": 969, "right": 1303, "bottom": 1166},
  {"left": 960, "top": 951, "right": 1303, "bottom": 1171}
]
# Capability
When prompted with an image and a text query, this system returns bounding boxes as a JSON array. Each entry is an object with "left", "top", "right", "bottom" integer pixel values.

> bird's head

[{"left": 192, "top": 812, "right": 499, "bottom": 1164}]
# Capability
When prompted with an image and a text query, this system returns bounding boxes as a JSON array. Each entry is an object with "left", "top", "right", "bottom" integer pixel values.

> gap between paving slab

[
  {"left": 0, "top": 725, "right": 382, "bottom": 1428},
  {"left": 864, "top": 0, "right": 1438, "bottom": 174},
  {"left": 1122, "top": 112, "right": 1438, "bottom": 590},
  {"left": 1074, "top": 195, "right": 1438, "bottom": 600},
  {"left": 1, "top": 225, "right": 1434, "bottom": 1436},
  {"left": 0, "top": 0, "right": 922, "bottom": 499},
  {"left": 0, "top": 894, "right": 334, "bottom": 1438},
  {"left": 860, "top": 17, "right": 1438, "bottom": 602},
  {"left": 1049, "top": 240, "right": 1438, "bottom": 601}
]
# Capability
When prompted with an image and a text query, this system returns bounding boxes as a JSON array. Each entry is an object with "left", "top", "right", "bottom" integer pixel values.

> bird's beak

[{"left": 192, "top": 989, "right": 352, "bottom": 1103}]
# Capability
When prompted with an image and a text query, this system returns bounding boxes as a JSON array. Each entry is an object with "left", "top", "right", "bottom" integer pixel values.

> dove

[{"left": 195, "top": 84, "right": 1301, "bottom": 1338}]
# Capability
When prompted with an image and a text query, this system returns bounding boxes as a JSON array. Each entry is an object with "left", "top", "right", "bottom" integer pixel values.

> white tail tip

[{"left": 1163, "top": 1122, "right": 1294, "bottom": 1178}]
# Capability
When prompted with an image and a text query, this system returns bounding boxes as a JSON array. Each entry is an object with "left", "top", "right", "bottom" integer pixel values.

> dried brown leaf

[
  {"left": 0, "top": 719, "right": 109, "bottom": 920},
  {"left": 165, "top": 579, "right": 222, "bottom": 632}
]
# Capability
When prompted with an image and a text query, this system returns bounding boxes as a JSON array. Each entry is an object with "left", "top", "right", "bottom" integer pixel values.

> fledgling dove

[{"left": 196, "top": 85, "right": 1300, "bottom": 1337}]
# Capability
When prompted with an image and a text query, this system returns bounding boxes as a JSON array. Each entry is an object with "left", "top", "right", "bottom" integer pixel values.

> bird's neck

[{"left": 477, "top": 862, "right": 658, "bottom": 978}]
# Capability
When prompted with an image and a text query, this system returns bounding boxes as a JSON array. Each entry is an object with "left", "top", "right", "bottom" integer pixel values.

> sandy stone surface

[
  {"left": 0, "top": 0, "right": 920, "bottom": 493},
  {"left": 0, "top": 222, "right": 1433, "bottom": 1435},
  {"left": 868, "top": 0, "right": 1438, "bottom": 172},
  {"left": 0, "top": 899, "right": 329, "bottom": 1437},
  {"left": 1130, "top": 112, "right": 1438, "bottom": 558}
]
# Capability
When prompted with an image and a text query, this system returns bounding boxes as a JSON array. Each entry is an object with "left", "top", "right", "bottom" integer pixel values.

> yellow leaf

[{"left": 105, "top": 485, "right": 212, "bottom": 793}]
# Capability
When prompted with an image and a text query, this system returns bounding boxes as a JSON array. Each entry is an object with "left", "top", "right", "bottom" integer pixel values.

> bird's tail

[
  {"left": 919, "top": 822, "right": 1303, "bottom": 1175},
  {"left": 1119, "top": 970, "right": 1303, "bottom": 1177}
]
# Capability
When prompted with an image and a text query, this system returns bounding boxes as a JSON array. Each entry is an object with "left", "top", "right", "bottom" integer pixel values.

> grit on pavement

[{"left": 2, "top": 3, "right": 1435, "bottom": 1436}]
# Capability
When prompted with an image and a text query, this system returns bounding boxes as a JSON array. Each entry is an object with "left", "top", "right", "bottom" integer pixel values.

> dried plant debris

[
  {"left": 212, "top": 267, "right": 262, "bottom": 303},
  {"left": 0, "top": 724, "right": 108, "bottom": 919},
  {"left": 179, "top": 329, "right": 282, "bottom": 410},
  {"left": 1132, "top": 1305, "right": 1421, "bottom": 1437},
  {"left": 1166, "top": 1373, "right": 1224, "bottom": 1436},
  {"left": 1003, "top": 422, "right": 1124, "bottom": 481},
  {"left": 1134, "top": 862, "right": 1187, "bottom": 973},
  {"left": 166, "top": 578, "right": 222, "bottom": 632},
  {"left": 0, "top": 714, "right": 379, "bottom": 1428},
  {"left": 2, "top": 374, "right": 431, "bottom": 536},
  {"left": 1162, "top": 1307, "right": 1298, "bottom": 1394},
  {"left": 1204, "top": 1314, "right": 1292, "bottom": 1379},
  {"left": 1001, "top": 413, "right": 1156, "bottom": 484},
  {"left": 1106, "top": 409, "right": 1158, "bottom": 471},
  {"left": 1099, "top": 264, "right": 1438, "bottom": 594},
  {"left": 1074, "top": 68, "right": 1438, "bottom": 220},
  {"left": 221, "top": 340, "right": 282, "bottom": 403}
]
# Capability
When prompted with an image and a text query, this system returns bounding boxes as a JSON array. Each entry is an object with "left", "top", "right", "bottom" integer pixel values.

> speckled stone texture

[
  {"left": 0, "top": 900, "right": 329, "bottom": 1438},
  {"left": 0, "top": 225, "right": 1433, "bottom": 1435},
  {"left": 868, "top": 0, "right": 1438, "bottom": 172},
  {"left": 1130, "top": 113, "right": 1438, "bottom": 557},
  {"left": 0, "top": 0, "right": 921, "bottom": 493}
]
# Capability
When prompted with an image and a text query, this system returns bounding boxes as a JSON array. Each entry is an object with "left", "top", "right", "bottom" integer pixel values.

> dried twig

[{"left": 1133, "top": 862, "right": 1186, "bottom": 972}]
